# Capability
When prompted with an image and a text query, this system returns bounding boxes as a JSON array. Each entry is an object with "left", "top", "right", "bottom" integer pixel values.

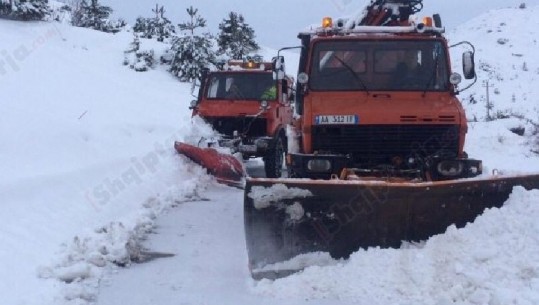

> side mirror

[
  {"left": 272, "top": 56, "right": 286, "bottom": 80},
  {"left": 449, "top": 41, "right": 477, "bottom": 93},
  {"left": 462, "top": 51, "right": 476, "bottom": 79}
]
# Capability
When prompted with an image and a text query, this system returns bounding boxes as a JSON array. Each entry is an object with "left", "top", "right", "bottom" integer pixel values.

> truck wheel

[{"left": 264, "top": 137, "right": 284, "bottom": 178}]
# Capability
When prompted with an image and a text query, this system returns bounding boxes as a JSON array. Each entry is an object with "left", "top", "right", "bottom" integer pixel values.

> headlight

[
  {"left": 449, "top": 73, "right": 462, "bottom": 85},
  {"left": 436, "top": 160, "right": 464, "bottom": 177},
  {"left": 260, "top": 100, "right": 269, "bottom": 109},
  {"left": 307, "top": 159, "right": 331, "bottom": 173},
  {"left": 297, "top": 72, "right": 309, "bottom": 84},
  {"left": 190, "top": 100, "right": 197, "bottom": 108}
]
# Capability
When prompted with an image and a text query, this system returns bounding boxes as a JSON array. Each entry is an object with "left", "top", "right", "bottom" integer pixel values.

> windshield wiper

[
  {"left": 334, "top": 56, "right": 370, "bottom": 94},
  {"left": 423, "top": 46, "right": 441, "bottom": 95}
]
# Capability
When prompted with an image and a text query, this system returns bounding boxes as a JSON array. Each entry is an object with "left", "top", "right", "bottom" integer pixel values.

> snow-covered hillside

[
  {"left": 0, "top": 19, "right": 213, "bottom": 305},
  {"left": 1, "top": 4, "right": 539, "bottom": 305},
  {"left": 450, "top": 5, "right": 539, "bottom": 122}
]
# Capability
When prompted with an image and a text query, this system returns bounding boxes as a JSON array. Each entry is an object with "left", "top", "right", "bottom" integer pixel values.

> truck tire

[{"left": 264, "top": 137, "right": 284, "bottom": 178}]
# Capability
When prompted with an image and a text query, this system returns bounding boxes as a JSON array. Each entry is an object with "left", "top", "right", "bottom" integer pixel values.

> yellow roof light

[
  {"left": 322, "top": 17, "right": 333, "bottom": 28},
  {"left": 422, "top": 17, "right": 433, "bottom": 27}
]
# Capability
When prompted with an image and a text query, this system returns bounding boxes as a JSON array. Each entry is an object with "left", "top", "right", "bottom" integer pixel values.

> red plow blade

[{"left": 174, "top": 141, "right": 245, "bottom": 187}]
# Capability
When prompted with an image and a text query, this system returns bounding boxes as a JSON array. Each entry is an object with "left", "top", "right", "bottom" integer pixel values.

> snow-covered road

[
  {"left": 95, "top": 180, "right": 348, "bottom": 305},
  {"left": 95, "top": 162, "right": 333, "bottom": 305},
  {"left": 96, "top": 185, "right": 254, "bottom": 305}
]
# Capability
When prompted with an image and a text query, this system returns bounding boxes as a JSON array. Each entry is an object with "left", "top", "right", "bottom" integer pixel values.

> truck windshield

[
  {"left": 205, "top": 72, "right": 277, "bottom": 100},
  {"left": 309, "top": 40, "right": 449, "bottom": 92}
]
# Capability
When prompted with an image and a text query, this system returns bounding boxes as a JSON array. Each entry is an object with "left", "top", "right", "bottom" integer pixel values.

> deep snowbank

[
  {"left": 0, "top": 20, "right": 212, "bottom": 305},
  {"left": 2, "top": 4, "right": 539, "bottom": 305},
  {"left": 251, "top": 187, "right": 539, "bottom": 305}
]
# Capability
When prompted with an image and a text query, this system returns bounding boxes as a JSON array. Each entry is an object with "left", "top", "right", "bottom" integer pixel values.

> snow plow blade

[
  {"left": 174, "top": 141, "right": 245, "bottom": 188},
  {"left": 244, "top": 174, "right": 539, "bottom": 279}
]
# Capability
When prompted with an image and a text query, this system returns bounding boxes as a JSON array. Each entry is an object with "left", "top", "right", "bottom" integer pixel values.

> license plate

[{"left": 315, "top": 115, "right": 359, "bottom": 125}]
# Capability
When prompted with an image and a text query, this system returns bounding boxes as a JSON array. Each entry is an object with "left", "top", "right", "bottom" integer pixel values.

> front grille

[
  {"left": 312, "top": 124, "right": 459, "bottom": 166},
  {"left": 205, "top": 117, "right": 267, "bottom": 138},
  {"left": 399, "top": 115, "right": 457, "bottom": 122}
]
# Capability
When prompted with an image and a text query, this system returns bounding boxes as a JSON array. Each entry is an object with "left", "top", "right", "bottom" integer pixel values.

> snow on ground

[
  {"left": 466, "top": 119, "right": 539, "bottom": 175},
  {"left": 449, "top": 5, "right": 539, "bottom": 122},
  {"left": 0, "top": 19, "right": 214, "bottom": 305},
  {"left": 1, "top": 4, "right": 539, "bottom": 305},
  {"left": 251, "top": 187, "right": 539, "bottom": 305}
]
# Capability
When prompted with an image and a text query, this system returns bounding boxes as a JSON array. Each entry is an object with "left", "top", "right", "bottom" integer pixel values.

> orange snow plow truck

[
  {"left": 243, "top": 0, "right": 539, "bottom": 279},
  {"left": 187, "top": 56, "right": 294, "bottom": 179}
]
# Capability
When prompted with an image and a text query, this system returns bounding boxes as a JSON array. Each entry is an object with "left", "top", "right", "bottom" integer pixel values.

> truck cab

[
  {"left": 190, "top": 56, "right": 295, "bottom": 178},
  {"left": 285, "top": 16, "right": 481, "bottom": 181}
]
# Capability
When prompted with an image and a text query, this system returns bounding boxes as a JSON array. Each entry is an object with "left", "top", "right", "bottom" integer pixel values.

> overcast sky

[{"left": 103, "top": 0, "right": 539, "bottom": 48}]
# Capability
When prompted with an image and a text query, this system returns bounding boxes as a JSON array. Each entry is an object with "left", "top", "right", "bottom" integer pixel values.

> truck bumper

[
  {"left": 287, "top": 153, "right": 351, "bottom": 179},
  {"left": 220, "top": 137, "right": 272, "bottom": 156},
  {"left": 287, "top": 153, "right": 482, "bottom": 181}
]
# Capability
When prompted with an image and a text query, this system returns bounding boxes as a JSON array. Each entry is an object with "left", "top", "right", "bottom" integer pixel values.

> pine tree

[
  {"left": 50, "top": 3, "right": 71, "bottom": 22},
  {"left": 217, "top": 11, "right": 259, "bottom": 60},
  {"left": 150, "top": 4, "right": 175, "bottom": 42},
  {"left": 123, "top": 33, "right": 155, "bottom": 72},
  {"left": 0, "top": 1, "right": 9, "bottom": 16},
  {"left": 133, "top": 16, "right": 148, "bottom": 33},
  {"left": 0, "top": 0, "right": 50, "bottom": 20},
  {"left": 0, "top": 0, "right": 13, "bottom": 17},
  {"left": 178, "top": 5, "right": 206, "bottom": 35},
  {"left": 133, "top": 4, "right": 175, "bottom": 42},
  {"left": 168, "top": 6, "right": 215, "bottom": 82},
  {"left": 72, "top": 0, "right": 122, "bottom": 33}
]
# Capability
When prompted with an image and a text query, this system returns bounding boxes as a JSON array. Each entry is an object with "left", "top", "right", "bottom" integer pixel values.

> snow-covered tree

[
  {"left": 217, "top": 11, "right": 259, "bottom": 60},
  {"left": 132, "top": 4, "right": 175, "bottom": 42},
  {"left": 123, "top": 33, "right": 155, "bottom": 72},
  {"left": 132, "top": 16, "right": 147, "bottom": 33},
  {"left": 50, "top": 3, "right": 71, "bottom": 23},
  {"left": 168, "top": 34, "right": 215, "bottom": 81},
  {"left": 177, "top": 5, "right": 205, "bottom": 35},
  {"left": 71, "top": 0, "right": 123, "bottom": 33},
  {"left": 1, "top": 0, "right": 16, "bottom": 18},
  {"left": 167, "top": 6, "right": 215, "bottom": 82},
  {"left": 0, "top": 0, "right": 50, "bottom": 21},
  {"left": 0, "top": 0, "right": 9, "bottom": 13}
]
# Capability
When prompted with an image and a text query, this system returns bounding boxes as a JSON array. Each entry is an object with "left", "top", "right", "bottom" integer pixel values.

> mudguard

[{"left": 243, "top": 174, "right": 539, "bottom": 279}]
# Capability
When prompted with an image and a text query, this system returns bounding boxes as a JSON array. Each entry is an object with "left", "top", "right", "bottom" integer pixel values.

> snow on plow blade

[
  {"left": 174, "top": 141, "right": 245, "bottom": 187},
  {"left": 244, "top": 174, "right": 539, "bottom": 279}
]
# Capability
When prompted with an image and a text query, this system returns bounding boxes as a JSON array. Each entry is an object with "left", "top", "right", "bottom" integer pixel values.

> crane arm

[{"left": 356, "top": 0, "right": 423, "bottom": 26}]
